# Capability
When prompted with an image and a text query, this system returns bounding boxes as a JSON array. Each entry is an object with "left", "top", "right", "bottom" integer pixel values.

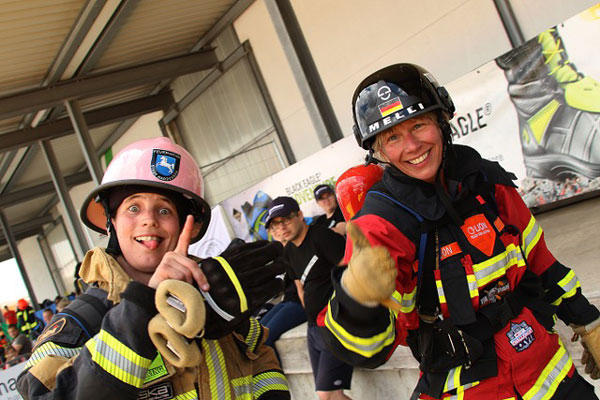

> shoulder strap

[{"left": 57, "top": 287, "right": 112, "bottom": 339}]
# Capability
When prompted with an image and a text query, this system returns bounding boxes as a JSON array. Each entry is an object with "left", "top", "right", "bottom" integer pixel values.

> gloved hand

[
  {"left": 149, "top": 279, "right": 206, "bottom": 368},
  {"left": 200, "top": 239, "right": 286, "bottom": 339},
  {"left": 572, "top": 317, "right": 600, "bottom": 380},
  {"left": 341, "top": 222, "right": 398, "bottom": 310}
]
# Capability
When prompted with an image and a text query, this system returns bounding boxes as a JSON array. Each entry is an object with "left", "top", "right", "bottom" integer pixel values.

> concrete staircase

[{"left": 275, "top": 303, "right": 600, "bottom": 399}]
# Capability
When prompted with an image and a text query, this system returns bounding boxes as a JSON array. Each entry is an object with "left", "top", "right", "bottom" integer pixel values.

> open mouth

[
  {"left": 408, "top": 150, "right": 430, "bottom": 165},
  {"left": 135, "top": 235, "right": 163, "bottom": 250}
]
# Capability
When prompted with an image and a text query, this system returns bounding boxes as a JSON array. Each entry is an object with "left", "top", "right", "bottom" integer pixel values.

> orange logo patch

[
  {"left": 460, "top": 214, "right": 496, "bottom": 256},
  {"left": 440, "top": 242, "right": 462, "bottom": 261}
]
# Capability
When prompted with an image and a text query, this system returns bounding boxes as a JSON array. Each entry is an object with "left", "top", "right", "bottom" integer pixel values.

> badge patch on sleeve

[
  {"left": 34, "top": 317, "right": 67, "bottom": 346},
  {"left": 151, "top": 149, "right": 180, "bottom": 181},
  {"left": 506, "top": 321, "right": 535, "bottom": 352}
]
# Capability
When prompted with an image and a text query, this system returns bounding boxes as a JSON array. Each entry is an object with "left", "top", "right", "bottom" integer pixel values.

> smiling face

[
  {"left": 112, "top": 192, "right": 181, "bottom": 280},
  {"left": 377, "top": 113, "right": 443, "bottom": 183}
]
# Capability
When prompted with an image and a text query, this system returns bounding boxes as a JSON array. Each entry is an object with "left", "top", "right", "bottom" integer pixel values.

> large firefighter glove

[
  {"left": 148, "top": 314, "right": 202, "bottom": 368},
  {"left": 572, "top": 318, "right": 600, "bottom": 380},
  {"left": 200, "top": 239, "right": 286, "bottom": 339},
  {"left": 341, "top": 222, "right": 398, "bottom": 311},
  {"left": 155, "top": 279, "right": 206, "bottom": 338}
]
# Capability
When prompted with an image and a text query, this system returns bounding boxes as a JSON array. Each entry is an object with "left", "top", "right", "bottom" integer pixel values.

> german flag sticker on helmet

[{"left": 151, "top": 149, "right": 181, "bottom": 181}]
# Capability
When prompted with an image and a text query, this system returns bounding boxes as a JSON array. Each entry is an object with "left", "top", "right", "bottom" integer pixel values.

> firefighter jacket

[
  {"left": 17, "top": 247, "right": 289, "bottom": 400},
  {"left": 17, "top": 307, "right": 43, "bottom": 339},
  {"left": 318, "top": 145, "right": 599, "bottom": 400}
]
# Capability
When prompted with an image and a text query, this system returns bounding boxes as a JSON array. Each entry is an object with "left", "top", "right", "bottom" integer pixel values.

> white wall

[
  {"left": 17, "top": 236, "right": 58, "bottom": 302},
  {"left": 234, "top": 0, "right": 597, "bottom": 161}
]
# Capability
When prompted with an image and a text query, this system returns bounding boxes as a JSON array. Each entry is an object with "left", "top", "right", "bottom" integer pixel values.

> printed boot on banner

[
  {"left": 241, "top": 191, "right": 272, "bottom": 240},
  {"left": 496, "top": 28, "right": 600, "bottom": 180}
]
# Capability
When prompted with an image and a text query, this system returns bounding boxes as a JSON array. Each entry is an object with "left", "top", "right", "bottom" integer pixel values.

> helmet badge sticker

[
  {"left": 379, "top": 97, "right": 404, "bottom": 117},
  {"left": 151, "top": 149, "right": 181, "bottom": 181},
  {"left": 377, "top": 85, "right": 392, "bottom": 101}
]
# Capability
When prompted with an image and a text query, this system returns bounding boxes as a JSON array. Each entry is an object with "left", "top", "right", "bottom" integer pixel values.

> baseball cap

[
  {"left": 313, "top": 184, "right": 334, "bottom": 200},
  {"left": 265, "top": 196, "right": 300, "bottom": 228}
]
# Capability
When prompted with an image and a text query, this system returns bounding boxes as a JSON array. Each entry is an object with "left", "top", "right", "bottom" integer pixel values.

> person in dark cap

[
  {"left": 312, "top": 184, "right": 346, "bottom": 236},
  {"left": 265, "top": 196, "right": 353, "bottom": 400}
]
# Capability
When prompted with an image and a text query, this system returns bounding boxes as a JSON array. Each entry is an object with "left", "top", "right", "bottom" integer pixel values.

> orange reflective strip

[
  {"left": 493, "top": 217, "right": 505, "bottom": 233},
  {"left": 441, "top": 242, "right": 462, "bottom": 261}
]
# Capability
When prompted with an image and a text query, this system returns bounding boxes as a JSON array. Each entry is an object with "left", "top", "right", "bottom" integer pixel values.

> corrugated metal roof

[{"left": 0, "top": 0, "right": 246, "bottom": 257}]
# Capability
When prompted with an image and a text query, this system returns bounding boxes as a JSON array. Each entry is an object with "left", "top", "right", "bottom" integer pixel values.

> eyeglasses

[{"left": 269, "top": 213, "right": 297, "bottom": 230}]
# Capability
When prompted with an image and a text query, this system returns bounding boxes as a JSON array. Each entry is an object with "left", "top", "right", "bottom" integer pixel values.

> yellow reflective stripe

[
  {"left": 522, "top": 217, "right": 543, "bottom": 259},
  {"left": 202, "top": 340, "right": 232, "bottom": 400},
  {"left": 85, "top": 336, "right": 150, "bottom": 388},
  {"left": 467, "top": 274, "right": 479, "bottom": 298},
  {"left": 436, "top": 280, "right": 446, "bottom": 304},
  {"left": 557, "top": 270, "right": 580, "bottom": 299},
  {"left": 253, "top": 371, "right": 288, "bottom": 398},
  {"left": 174, "top": 389, "right": 198, "bottom": 400},
  {"left": 472, "top": 244, "right": 525, "bottom": 288},
  {"left": 324, "top": 296, "right": 396, "bottom": 358},
  {"left": 232, "top": 375, "right": 253, "bottom": 399},
  {"left": 244, "top": 318, "right": 261, "bottom": 353},
  {"left": 214, "top": 256, "right": 247, "bottom": 313},
  {"left": 26, "top": 342, "right": 81, "bottom": 368},
  {"left": 444, "top": 365, "right": 462, "bottom": 392},
  {"left": 522, "top": 342, "right": 572, "bottom": 400},
  {"left": 399, "top": 286, "right": 416, "bottom": 313}
]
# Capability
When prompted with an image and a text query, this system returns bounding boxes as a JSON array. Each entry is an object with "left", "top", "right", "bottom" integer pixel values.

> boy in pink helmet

[{"left": 18, "top": 137, "right": 290, "bottom": 400}]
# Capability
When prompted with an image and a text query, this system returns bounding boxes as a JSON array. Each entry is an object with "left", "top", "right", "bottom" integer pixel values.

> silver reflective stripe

[
  {"left": 232, "top": 378, "right": 252, "bottom": 398},
  {"left": 526, "top": 347, "right": 571, "bottom": 400},
  {"left": 203, "top": 340, "right": 230, "bottom": 400},
  {"left": 559, "top": 272, "right": 578, "bottom": 294},
  {"left": 26, "top": 342, "right": 81, "bottom": 368},
  {"left": 93, "top": 334, "right": 148, "bottom": 383},
  {"left": 473, "top": 246, "right": 523, "bottom": 286},
  {"left": 445, "top": 366, "right": 460, "bottom": 391},
  {"left": 253, "top": 372, "right": 288, "bottom": 397},
  {"left": 245, "top": 318, "right": 260, "bottom": 352},
  {"left": 523, "top": 218, "right": 542, "bottom": 257},
  {"left": 201, "top": 290, "right": 235, "bottom": 321},
  {"left": 301, "top": 255, "right": 319, "bottom": 284}
]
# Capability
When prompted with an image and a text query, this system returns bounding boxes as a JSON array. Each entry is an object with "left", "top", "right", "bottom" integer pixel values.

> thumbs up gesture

[{"left": 341, "top": 222, "right": 398, "bottom": 308}]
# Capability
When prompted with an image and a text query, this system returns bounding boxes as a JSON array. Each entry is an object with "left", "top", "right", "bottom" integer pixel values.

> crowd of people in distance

[{"left": 1, "top": 294, "right": 74, "bottom": 369}]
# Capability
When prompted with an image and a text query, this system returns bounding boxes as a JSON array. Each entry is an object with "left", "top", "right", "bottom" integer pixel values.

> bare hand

[{"left": 148, "top": 215, "right": 209, "bottom": 291}]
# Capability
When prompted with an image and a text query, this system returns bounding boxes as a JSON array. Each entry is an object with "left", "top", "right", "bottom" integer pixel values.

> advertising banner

[
  {"left": 220, "top": 5, "right": 600, "bottom": 240},
  {"left": 448, "top": 5, "right": 600, "bottom": 207},
  {"left": 0, "top": 361, "right": 25, "bottom": 400}
]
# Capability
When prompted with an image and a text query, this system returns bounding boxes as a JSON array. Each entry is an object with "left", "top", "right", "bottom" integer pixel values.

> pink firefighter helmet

[{"left": 80, "top": 137, "right": 211, "bottom": 243}]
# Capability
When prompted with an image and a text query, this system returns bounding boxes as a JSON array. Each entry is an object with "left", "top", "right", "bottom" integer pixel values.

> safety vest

[{"left": 17, "top": 308, "right": 41, "bottom": 336}]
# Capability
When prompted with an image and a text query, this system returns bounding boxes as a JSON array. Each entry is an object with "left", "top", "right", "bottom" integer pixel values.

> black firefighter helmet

[{"left": 351, "top": 63, "right": 456, "bottom": 152}]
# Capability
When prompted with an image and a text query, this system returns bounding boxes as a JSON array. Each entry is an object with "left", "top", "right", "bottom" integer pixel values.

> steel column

[
  {"left": 493, "top": 0, "right": 525, "bottom": 47},
  {"left": 265, "top": 0, "right": 343, "bottom": 147},
  {"left": 0, "top": 210, "right": 40, "bottom": 310},
  {"left": 40, "top": 140, "right": 89, "bottom": 260},
  {"left": 65, "top": 100, "right": 103, "bottom": 185}
]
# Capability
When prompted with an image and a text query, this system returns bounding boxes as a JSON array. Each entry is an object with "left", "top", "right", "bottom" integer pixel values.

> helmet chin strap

[
  {"left": 365, "top": 148, "right": 389, "bottom": 167},
  {"left": 102, "top": 199, "right": 122, "bottom": 257}
]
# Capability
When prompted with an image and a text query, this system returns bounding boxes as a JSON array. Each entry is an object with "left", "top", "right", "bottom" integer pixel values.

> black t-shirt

[
  {"left": 282, "top": 270, "right": 301, "bottom": 303},
  {"left": 286, "top": 224, "right": 345, "bottom": 325},
  {"left": 313, "top": 206, "right": 345, "bottom": 229}
]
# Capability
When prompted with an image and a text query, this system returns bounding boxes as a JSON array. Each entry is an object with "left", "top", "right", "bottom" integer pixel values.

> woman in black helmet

[{"left": 318, "top": 64, "right": 600, "bottom": 399}]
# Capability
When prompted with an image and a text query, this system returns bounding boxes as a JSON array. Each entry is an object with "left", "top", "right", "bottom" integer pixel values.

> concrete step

[{"left": 274, "top": 296, "right": 600, "bottom": 399}]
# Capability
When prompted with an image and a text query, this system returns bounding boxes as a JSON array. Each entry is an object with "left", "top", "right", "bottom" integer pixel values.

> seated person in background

[
  {"left": 312, "top": 184, "right": 346, "bottom": 236},
  {"left": 42, "top": 309, "right": 54, "bottom": 326},
  {"left": 260, "top": 199, "right": 308, "bottom": 361},
  {"left": 55, "top": 298, "right": 71, "bottom": 313},
  {"left": 8, "top": 324, "right": 32, "bottom": 356}
]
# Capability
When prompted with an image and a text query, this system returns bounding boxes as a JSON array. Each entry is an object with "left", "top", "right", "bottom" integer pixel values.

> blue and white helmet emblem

[
  {"left": 506, "top": 321, "right": 535, "bottom": 352},
  {"left": 151, "top": 149, "right": 180, "bottom": 181}
]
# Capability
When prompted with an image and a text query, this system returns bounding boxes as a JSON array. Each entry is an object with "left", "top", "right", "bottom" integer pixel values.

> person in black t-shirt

[
  {"left": 265, "top": 196, "right": 353, "bottom": 400},
  {"left": 312, "top": 184, "right": 346, "bottom": 236},
  {"left": 260, "top": 216, "right": 307, "bottom": 361}
]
